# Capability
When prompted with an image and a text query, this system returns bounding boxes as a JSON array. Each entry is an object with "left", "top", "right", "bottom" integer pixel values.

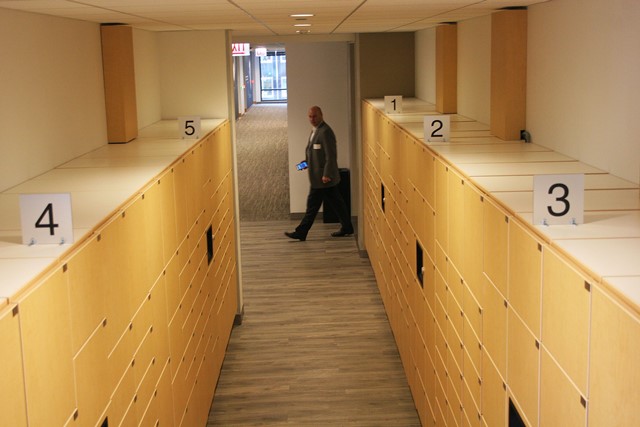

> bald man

[{"left": 285, "top": 106, "right": 353, "bottom": 241}]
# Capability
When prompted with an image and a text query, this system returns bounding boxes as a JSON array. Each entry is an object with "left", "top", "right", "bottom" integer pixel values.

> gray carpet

[{"left": 236, "top": 103, "right": 290, "bottom": 221}]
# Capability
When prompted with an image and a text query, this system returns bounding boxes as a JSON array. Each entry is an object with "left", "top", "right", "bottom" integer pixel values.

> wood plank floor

[{"left": 207, "top": 220, "right": 420, "bottom": 426}]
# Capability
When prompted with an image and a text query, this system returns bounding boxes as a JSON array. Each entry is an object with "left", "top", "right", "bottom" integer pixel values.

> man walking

[{"left": 285, "top": 106, "right": 353, "bottom": 241}]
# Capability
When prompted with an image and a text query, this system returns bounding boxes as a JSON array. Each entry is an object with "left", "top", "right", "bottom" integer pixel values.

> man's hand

[{"left": 322, "top": 176, "right": 331, "bottom": 184}]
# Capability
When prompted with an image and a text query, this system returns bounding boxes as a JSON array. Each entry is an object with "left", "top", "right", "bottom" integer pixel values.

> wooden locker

[
  {"left": 463, "top": 282, "right": 483, "bottom": 351},
  {"left": 173, "top": 157, "right": 189, "bottom": 240},
  {"left": 463, "top": 315, "right": 482, "bottom": 386},
  {"left": 132, "top": 308, "right": 156, "bottom": 390},
  {"left": 164, "top": 250, "right": 182, "bottom": 325},
  {"left": 132, "top": 347, "right": 161, "bottom": 424},
  {"left": 508, "top": 219, "right": 542, "bottom": 337},
  {"left": 157, "top": 168, "right": 179, "bottom": 265},
  {"left": 588, "top": 285, "right": 640, "bottom": 426},
  {"left": 155, "top": 359, "right": 176, "bottom": 426},
  {"left": 541, "top": 247, "right": 590, "bottom": 394},
  {"left": 462, "top": 183, "right": 484, "bottom": 300},
  {"left": 19, "top": 268, "right": 76, "bottom": 427},
  {"left": 406, "top": 138, "right": 420, "bottom": 195},
  {"left": 100, "top": 214, "right": 134, "bottom": 352},
  {"left": 423, "top": 199, "right": 436, "bottom": 265},
  {"left": 121, "top": 196, "right": 153, "bottom": 310},
  {"left": 434, "top": 325, "right": 448, "bottom": 395},
  {"left": 483, "top": 198, "right": 508, "bottom": 297},
  {"left": 417, "top": 143, "right": 436, "bottom": 210},
  {"left": 435, "top": 272, "right": 448, "bottom": 338},
  {"left": 0, "top": 305, "right": 28, "bottom": 427},
  {"left": 422, "top": 258, "right": 436, "bottom": 336},
  {"left": 446, "top": 370, "right": 463, "bottom": 427},
  {"left": 141, "top": 180, "right": 166, "bottom": 284},
  {"left": 424, "top": 347, "right": 437, "bottom": 423},
  {"left": 65, "top": 234, "right": 108, "bottom": 353},
  {"left": 434, "top": 372, "right": 447, "bottom": 427},
  {"left": 539, "top": 348, "right": 586, "bottom": 427},
  {"left": 482, "top": 354, "right": 506, "bottom": 427},
  {"left": 462, "top": 367, "right": 482, "bottom": 427},
  {"left": 150, "top": 274, "right": 171, "bottom": 367},
  {"left": 507, "top": 309, "right": 539, "bottom": 427},
  {"left": 448, "top": 169, "right": 465, "bottom": 271},
  {"left": 448, "top": 262, "right": 464, "bottom": 315},
  {"left": 435, "top": 159, "right": 449, "bottom": 253},
  {"left": 463, "top": 348, "right": 482, "bottom": 418},
  {"left": 481, "top": 274, "right": 507, "bottom": 378},
  {"left": 73, "top": 319, "right": 110, "bottom": 427}
]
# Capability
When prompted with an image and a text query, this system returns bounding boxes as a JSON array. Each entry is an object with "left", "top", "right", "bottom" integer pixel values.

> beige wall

[
  {"left": 415, "top": 28, "right": 436, "bottom": 104},
  {"left": 133, "top": 29, "right": 162, "bottom": 129},
  {"left": 0, "top": 8, "right": 107, "bottom": 192},
  {"left": 458, "top": 15, "right": 491, "bottom": 125},
  {"left": 158, "top": 31, "right": 230, "bottom": 120},
  {"left": 528, "top": 0, "right": 640, "bottom": 184}
]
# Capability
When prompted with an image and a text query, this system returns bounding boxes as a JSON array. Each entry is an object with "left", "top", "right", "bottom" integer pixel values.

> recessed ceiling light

[
  {"left": 291, "top": 13, "right": 314, "bottom": 18},
  {"left": 294, "top": 23, "right": 311, "bottom": 27}
]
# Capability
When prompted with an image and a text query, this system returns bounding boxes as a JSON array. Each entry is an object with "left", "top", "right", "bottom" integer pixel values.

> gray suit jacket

[{"left": 305, "top": 121, "right": 341, "bottom": 189}]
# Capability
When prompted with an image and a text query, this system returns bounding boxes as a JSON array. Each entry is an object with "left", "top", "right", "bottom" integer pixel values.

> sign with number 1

[
  {"left": 424, "top": 115, "right": 450, "bottom": 142},
  {"left": 178, "top": 116, "right": 201, "bottom": 139},
  {"left": 533, "top": 174, "right": 585, "bottom": 225},
  {"left": 384, "top": 96, "right": 403, "bottom": 114},
  {"left": 20, "top": 193, "right": 74, "bottom": 245}
]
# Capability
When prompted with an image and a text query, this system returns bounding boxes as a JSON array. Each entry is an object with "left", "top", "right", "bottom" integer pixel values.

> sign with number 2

[{"left": 424, "top": 115, "right": 450, "bottom": 142}]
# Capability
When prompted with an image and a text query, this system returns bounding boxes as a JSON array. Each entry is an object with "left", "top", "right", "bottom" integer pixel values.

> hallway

[
  {"left": 235, "top": 104, "right": 290, "bottom": 222},
  {"left": 207, "top": 220, "right": 420, "bottom": 426},
  {"left": 206, "top": 105, "right": 420, "bottom": 425}
]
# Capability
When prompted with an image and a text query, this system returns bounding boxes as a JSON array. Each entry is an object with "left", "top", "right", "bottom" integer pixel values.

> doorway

[{"left": 258, "top": 50, "right": 287, "bottom": 102}]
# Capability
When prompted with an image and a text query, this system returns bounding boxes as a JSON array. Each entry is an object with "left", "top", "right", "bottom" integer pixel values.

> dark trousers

[{"left": 295, "top": 185, "right": 353, "bottom": 237}]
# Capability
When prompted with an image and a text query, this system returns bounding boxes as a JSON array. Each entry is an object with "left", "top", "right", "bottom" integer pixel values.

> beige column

[
  {"left": 436, "top": 24, "right": 457, "bottom": 114},
  {"left": 491, "top": 9, "right": 527, "bottom": 141},
  {"left": 101, "top": 25, "right": 138, "bottom": 143}
]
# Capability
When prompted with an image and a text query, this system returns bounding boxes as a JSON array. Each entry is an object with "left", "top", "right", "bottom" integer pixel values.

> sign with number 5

[
  {"left": 20, "top": 193, "right": 74, "bottom": 245},
  {"left": 178, "top": 116, "right": 201, "bottom": 139},
  {"left": 533, "top": 174, "right": 585, "bottom": 225},
  {"left": 424, "top": 115, "right": 450, "bottom": 142}
]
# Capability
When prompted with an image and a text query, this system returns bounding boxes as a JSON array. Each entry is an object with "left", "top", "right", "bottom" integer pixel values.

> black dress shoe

[
  {"left": 331, "top": 229, "right": 353, "bottom": 237},
  {"left": 284, "top": 231, "right": 306, "bottom": 241}
]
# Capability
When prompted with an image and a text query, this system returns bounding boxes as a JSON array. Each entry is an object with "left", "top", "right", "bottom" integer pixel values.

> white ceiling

[{"left": 0, "top": 0, "right": 549, "bottom": 36}]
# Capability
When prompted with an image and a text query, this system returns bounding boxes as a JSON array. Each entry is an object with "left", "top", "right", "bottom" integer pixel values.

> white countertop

[
  {"left": 0, "top": 119, "right": 224, "bottom": 300},
  {"left": 368, "top": 98, "right": 640, "bottom": 308}
]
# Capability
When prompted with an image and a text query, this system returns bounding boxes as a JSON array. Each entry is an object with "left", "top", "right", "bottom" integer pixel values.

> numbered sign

[
  {"left": 178, "top": 116, "right": 201, "bottom": 139},
  {"left": 424, "top": 115, "right": 450, "bottom": 142},
  {"left": 384, "top": 96, "right": 403, "bottom": 114},
  {"left": 533, "top": 174, "right": 585, "bottom": 225},
  {"left": 20, "top": 193, "right": 74, "bottom": 245}
]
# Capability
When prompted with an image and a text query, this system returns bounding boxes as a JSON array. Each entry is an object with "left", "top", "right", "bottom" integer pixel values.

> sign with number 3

[
  {"left": 20, "top": 193, "right": 74, "bottom": 245},
  {"left": 533, "top": 174, "right": 585, "bottom": 225}
]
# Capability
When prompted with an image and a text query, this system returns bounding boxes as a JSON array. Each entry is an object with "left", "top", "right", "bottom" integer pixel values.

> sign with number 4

[
  {"left": 424, "top": 115, "right": 450, "bottom": 142},
  {"left": 178, "top": 116, "right": 201, "bottom": 139},
  {"left": 533, "top": 174, "right": 585, "bottom": 226},
  {"left": 20, "top": 193, "right": 74, "bottom": 245}
]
